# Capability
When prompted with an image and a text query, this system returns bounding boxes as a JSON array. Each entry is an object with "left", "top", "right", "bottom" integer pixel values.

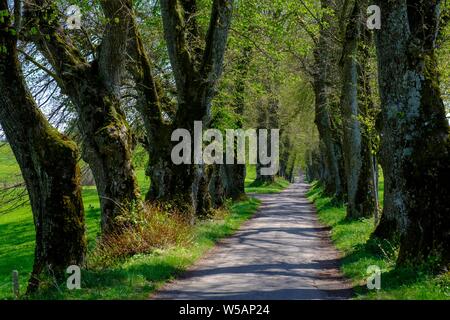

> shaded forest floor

[{"left": 307, "top": 182, "right": 450, "bottom": 300}]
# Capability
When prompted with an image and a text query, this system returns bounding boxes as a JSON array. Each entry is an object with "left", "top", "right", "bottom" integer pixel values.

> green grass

[
  {"left": 0, "top": 186, "right": 260, "bottom": 299},
  {"left": 0, "top": 187, "right": 103, "bottom": 299},
  {"left": 307, "top": 179, "right": 450, "bottom": 300},
  {"left": 0, "top": 170, "right": 150, "bottom": 299},
  {"left": 244, "top": 165, "right": 290, "bottom": 194},
  {"left": 0, "top": 144, "right": 21, "bottom": 184}
]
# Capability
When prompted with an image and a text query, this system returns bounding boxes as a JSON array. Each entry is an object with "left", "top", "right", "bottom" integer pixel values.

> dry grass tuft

[{"left": 89, "top": 203, "right": 194, "bottom": 267}]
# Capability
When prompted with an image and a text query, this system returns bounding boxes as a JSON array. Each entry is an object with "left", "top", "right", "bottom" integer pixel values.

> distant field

[{"left": 0, "top": 144, "right": 22, "bottom": 185}]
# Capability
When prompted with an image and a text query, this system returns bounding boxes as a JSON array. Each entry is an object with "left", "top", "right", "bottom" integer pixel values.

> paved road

[{"left": 151, "top": 180, "right": 352, "bottom": 300}]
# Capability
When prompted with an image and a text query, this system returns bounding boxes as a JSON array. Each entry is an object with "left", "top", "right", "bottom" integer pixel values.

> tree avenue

[{"left": 0, "top": 0, "right": 448, "bottom": 297}]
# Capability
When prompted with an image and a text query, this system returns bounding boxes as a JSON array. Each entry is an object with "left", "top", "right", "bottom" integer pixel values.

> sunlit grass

[
  {"left": 307, "top": 179, "right": 450, "bottom": 300},
  {"left": 25, "top": 198, "right": 260, "bottom": 300}
]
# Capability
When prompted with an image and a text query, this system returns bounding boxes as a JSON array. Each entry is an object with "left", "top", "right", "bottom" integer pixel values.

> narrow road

[{"left": 151, "top": 179, "right": 352, "bottom": 300}]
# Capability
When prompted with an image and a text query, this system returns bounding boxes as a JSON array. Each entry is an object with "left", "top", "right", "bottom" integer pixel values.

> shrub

[{"left": 89, "top": 203, "right": 194, "bottom": 268}]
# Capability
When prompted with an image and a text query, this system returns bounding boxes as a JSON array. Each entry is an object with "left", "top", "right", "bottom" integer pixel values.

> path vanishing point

[{"left": 152, "top": 178, "right": 352, "bottom": 300}]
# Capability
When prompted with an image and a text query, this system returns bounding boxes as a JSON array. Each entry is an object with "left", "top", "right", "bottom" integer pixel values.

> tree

[
  {"left": 131, "top": 0, "right": 234, "bottom": 216},
  {"left": 219, "top": 45, "right": 253, "bottom": 200},
  {"left": 338, "top": 0, "right": 377, "bottom": 218},
  {"left": 0, "top": 0, "right": 86, "bottom": 293},
  {"left": 312, "top": 0, "right": 345, "bottom": 199},
  {"left": 24, "top": 0, "right": 141, "bottom": 235},
  {"left": 255, "top": 81, "right": 279, "bottom": 184},
  {"left": 374, "top": 0, "right": 450, "bottom": 266}
]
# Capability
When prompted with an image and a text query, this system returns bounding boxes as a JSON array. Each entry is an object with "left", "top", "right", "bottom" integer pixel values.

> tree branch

[
  {"left": 17, "top": 47, "right": 61, "bottom": 84},
  {"left": 201, "top": 0, "right": 234, "bottom": 82},
  {"left": 98, "top": 0, "right": 133, "bottom": 94},
  {"left": 160, "top": 0, "right": 196, "bottom": 90}
]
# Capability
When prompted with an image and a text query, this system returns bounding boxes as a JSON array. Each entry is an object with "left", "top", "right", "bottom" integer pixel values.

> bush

[{"left": 89, "top": 203, "right": 194, "bottom": 268}]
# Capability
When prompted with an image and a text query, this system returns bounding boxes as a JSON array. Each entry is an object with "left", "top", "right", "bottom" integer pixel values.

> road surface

[{"left": 151, "top": 179, "right": 352, "bottom": 300}]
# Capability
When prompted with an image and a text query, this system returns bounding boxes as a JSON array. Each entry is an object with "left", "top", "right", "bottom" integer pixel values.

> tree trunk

[
  {"left": 255, "top": 129, "right": 276, "bottom": 184},
  {"left": 374, "top": 0, "right": 450, "bottom": 266},
  {"left": 255, "top": 85, "right": 279, "bottom": 184},
  {"left": 339, "top": 1, "right": 377, "bottom": 219},
  {"left": 155, "top": 0, "right": 234, "bottom": 216},
  {"left": 222, "top": 163, "right": 246, "bottom": 200},
  {"left": 0, "top": 3, "right": 86, "bottom": 292},
  {"left": 73, "top": 83, "right": 141, "bottom": 234},
  {"left": 313, "top": 0, "right": 345, "bottom": 199},
  {"left": 313, "top": 77, "right": 344, "bottom": 197},
  {"left": 222, "top": 46, "right": 252, "bottom": 199}
]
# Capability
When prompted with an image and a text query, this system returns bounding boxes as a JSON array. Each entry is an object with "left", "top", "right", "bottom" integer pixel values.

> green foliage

[
  {"left": 437, "top": 5, "right": 450, "bottom": 113},
  {"left": 0, "top": 9, "right": 9, "bottom": 24}
]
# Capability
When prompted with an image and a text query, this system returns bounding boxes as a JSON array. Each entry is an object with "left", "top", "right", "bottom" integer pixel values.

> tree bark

[
  {"left": 313, "top": 70, "right": 344, "bottom": 198},
  {"left": 255, "top": 95, "right": 278, "bottom": 184},
  {"left": 312, "top": 0, "right": 345, "bottom": 199},
  {"left": 0, "top": 1, "right": 86, "bottom": 293},
  {"left": 374, "top": 0, "right": 450, "bottom": 266},
  {"left": 223, "top": 46, "right": 253, "bottom": 199},
  {"left": 146, "top": 0, "right": 235, "bottom": 215},
  {"left": 24, "top": 0, "right": 141, "bottom": 235},
  {"left": 339, "top": 0, "right": 377, "bottom": 219}
]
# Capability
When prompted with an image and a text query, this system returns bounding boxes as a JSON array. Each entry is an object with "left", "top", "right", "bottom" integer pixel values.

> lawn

[
  {"left": 0, "top": 144, "right": 22, "bottom": 185},
  {"left": 307, "top": 176, "right": 450, "bottom": 300},
  {"left": 0, "top": 180, "right": 260, "bottom": 299},
  {"left": 0, "top": 188, "right": 102, "bottom": 298}
]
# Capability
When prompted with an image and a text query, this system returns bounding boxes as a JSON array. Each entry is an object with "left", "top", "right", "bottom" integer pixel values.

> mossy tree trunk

[
  {"left": 279, "top": 134, "right": 292, "bottom": 181},
  {"left": 309, "top": 0, "right": 347, "bottom": 199},
  {"left": 129, "top": 0, "right": 234, "bottom": 216},
  {"left": 339, "top": 0, "right": 377, "bottom": 219},
  {"left": 374, "top": 0, "right": 450, "bottom": 266},
  {"left": 126, "top": 18, "right": 174, "bottom": 204},
  {"left": 24, "top": 0, "right": 141, "bottom": 235},
  {"left": 313, "top": 6, "right": 345, "bottom": 198},
  {"left": 222, "top": 46, "right": 253, "bottom": 199},
  {"left": 0, "top": 1, "right": 86, "bottom": 293}
]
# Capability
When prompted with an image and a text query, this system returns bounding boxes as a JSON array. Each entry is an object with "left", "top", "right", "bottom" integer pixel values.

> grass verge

[
  {"left": 307, "top": 181, "right": 450, "bottom": 300},
  {"left": 11, "top": 198, "right": 260, "bottom": 300}
]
